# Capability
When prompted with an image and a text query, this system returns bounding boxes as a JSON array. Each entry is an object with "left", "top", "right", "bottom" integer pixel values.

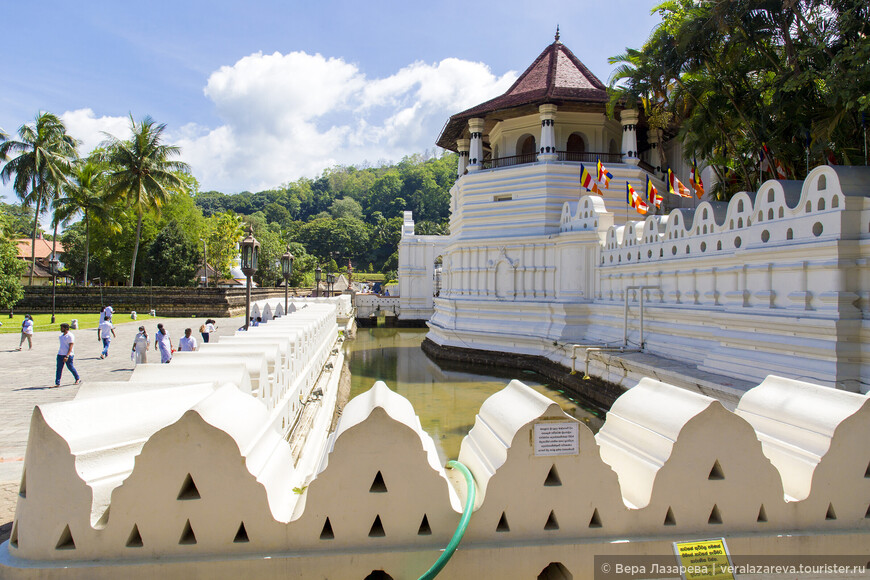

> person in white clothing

[
  {"left": 98, "top": 317, "right": 116, "bottom": 359},
  {"left": 132, "top": 326, "right": 150, "bottom": 365},
  {"left": 178, "top": 328, "right": 198, "bottom": 351},
  {"left": 100, "top": 304, "right": 114, "bottom": 323},
  {"left": 55, "top": 323, "right": 81, "bottom": 386},
  {"left": 16, "top": 315, "right": 34, "bottom": 350},
  {"left": 155, "top": 323, "right": 173, "bottom": 363}
]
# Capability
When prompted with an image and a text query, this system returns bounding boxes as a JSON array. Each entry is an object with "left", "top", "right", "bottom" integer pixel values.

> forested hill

[{"left": 193, "top": 151, "right": 456, "bottom": 278}]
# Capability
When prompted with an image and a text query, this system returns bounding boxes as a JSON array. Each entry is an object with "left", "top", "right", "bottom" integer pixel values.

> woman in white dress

[{"left": 132, "top": 326, "right": 150, "bottom": 365}]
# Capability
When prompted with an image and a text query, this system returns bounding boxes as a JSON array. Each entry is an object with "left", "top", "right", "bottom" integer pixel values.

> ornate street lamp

[
  {"left": 314, "top": 266, "right": 322, "bottom": 298},
  {"left": 50, "top": 255, "right": 59, "bottom": 324},
  {"left": 281, "top": 246, "right": 294, "bottom": 315},
  {"left": 326, "top": 272, "right": 336, "bottom": 298},
  {"left": 240, "top": 226, "right": 260, "bottom": 330}
]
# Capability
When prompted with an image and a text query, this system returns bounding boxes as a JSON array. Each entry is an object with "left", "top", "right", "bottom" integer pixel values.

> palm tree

[
  {"left": 0, "top": 113, "right": 78, "bottom": 284},
  {"left": 102, "top": 116, "right": 189, "bottom": 286},
  {"left": 53, "top": 160, "right": 114, "bottom": 284}
]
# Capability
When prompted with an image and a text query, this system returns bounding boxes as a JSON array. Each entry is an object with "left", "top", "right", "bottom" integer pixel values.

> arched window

[
  {"left": 566, "top": 133, "right": 586, "bottom": 161},
  {"left": 609, "top": 138, "right": 619, "bottom": 156},
  {"left": 519, "top": 135, "right": 536, "bottom": 158}
]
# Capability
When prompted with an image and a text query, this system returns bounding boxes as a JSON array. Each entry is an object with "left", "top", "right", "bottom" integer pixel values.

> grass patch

[{"left": 0, "top": 312, "right": 156, "bottom": 334}]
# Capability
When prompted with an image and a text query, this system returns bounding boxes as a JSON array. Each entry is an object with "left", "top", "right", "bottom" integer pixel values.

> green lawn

[{"left": 0, "top": 312, "right": 156, "bottom": 334}]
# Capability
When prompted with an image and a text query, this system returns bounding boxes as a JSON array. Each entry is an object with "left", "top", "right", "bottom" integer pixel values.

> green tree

[
  {"left": 0, "top": 112, "right": 78, "bottom": 284},
  {"left": 0, "top": 202, "right": 41, "bottom": 238},
  {"left": 142, "top": 221, "right": 200, "bottom": 286},
  {"left": 102, "top": 115, "right": 189, "bottom": 286},
  {"left": 329, "top": 197, "right": 363, "bottom": 220},
  {"left": 249, "top": 222, "right": 284, "bottom": 288},
  {"left": 206, "top": 211, "right": 244, "bottom": 281},
  {"left": 53, "top": 160, "right": 113, "bottom": 284},
  {"left": 0, "top": 238, "right": 25, "bottom": 311}
]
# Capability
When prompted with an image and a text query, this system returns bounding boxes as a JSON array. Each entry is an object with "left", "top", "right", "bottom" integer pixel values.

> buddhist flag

[
  {"left": 668, "top": 168, "right": 692, "bottom": 198},
  {"left": 775, "top": 158, "right": 788, "bottom": 179},
  {"left": 580, "top": 164, "right": 603, "bottom": 195},
  {"left": 597, "top": 158, "right": 613, "bottom": 189},
  {"left": 627, "top": 182, "right": 649, "bottom": 214},
  {"left": 691, "top": 158, "right": 705, "bottom": 198},
  {"left": 646, "top": 175, "right": 662, "bottom": 209},
  {"left": 760, "top": 144, "right": 771, "bottom": 174}
]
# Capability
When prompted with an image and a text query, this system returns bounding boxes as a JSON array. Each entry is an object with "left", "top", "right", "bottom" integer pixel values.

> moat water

[{"left": 345, "top": 327, "right": 604, "bottom": 464}]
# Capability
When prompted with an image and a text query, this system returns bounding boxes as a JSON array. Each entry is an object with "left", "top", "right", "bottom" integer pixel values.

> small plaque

[
  {"left": 533, "top": 422, "right": 579, "bottom": 456},
  {"left": 673, "top": 538, "right": 735, "bottom": 580}
]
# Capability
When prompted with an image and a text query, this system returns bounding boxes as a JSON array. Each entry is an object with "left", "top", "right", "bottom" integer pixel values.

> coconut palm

[
  {"left": 53, "top": 160, "right": 115, "bottom": 284},
  {"left": 0, "top": 113, "right": 78, "bottom": 285},
  {"left": 102, "top": 116, "right": 189, "bottom": 286}
]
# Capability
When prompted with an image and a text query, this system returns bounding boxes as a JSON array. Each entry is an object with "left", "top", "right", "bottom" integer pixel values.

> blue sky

[{"left": 2, "top": 0, "right": 661, "bottom": 199}]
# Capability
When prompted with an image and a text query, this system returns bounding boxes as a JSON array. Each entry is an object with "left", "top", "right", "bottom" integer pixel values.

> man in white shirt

[
  {"left": 56, "top": 323, "right": 81, "bottom": 387},
  {"left": 178, "top": 328, "right": 198, "bottom": 352},
  {"left": 100, "top": 304, "right": 114, "bottom": 323},
  {"left": 98, "top": 317, "right": 116, "bottom": 359}
]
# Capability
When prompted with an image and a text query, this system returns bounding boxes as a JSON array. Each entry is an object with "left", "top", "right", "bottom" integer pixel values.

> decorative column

[
  {"left": 621, "top": 109, "right": 639, "bottom": 166},
  {"left": 648, "top": 131, "right": 662, "bottom": 176},
  {"left": 456, "top": 138, "right": 470, "bottom": 177},
  {"left": 467, "top": 118, "right": 485, "bottom": 172},
  {"left": 538, "top": 104, "right": 558, "bottom": 161}
]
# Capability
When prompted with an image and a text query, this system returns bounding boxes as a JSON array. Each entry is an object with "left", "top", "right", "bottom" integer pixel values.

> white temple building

[{"left": 399, "top": 36, "right": 870, "bottom": 395}]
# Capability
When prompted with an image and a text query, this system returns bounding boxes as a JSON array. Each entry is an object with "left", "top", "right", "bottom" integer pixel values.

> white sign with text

[{"left": 533, "top": 422, "right": 580, "bottom": 456}]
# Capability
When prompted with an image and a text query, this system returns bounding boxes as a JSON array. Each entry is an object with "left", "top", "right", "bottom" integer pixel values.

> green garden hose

[{"left": 417, "top": 460, "right": 476, "bottom": 580}]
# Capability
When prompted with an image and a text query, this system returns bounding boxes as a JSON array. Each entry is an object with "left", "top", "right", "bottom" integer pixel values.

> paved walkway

[{"left": 0, "top": 314, "right": 243, "bottom": 542}]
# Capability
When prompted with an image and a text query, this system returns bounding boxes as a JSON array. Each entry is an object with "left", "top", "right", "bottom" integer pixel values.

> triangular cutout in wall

[
  {"left": 544, "top": 465, "right": 562, "bottom": 487},
  {"left": 370, "top": 471, "right": 388, "bottom": 493},
  {"left": 864, "top": 461, "right": 870, "bottom": 478},
  {"left": 664, "top": 507, "right": 676, "bottom": 526},
  {"left": 369, "top": 515, "right": 386, "bottom": 537},
  {"left": 10, "top": 521, "right": 18, "bottom": 548},
  {"left": 496, "top": 512, "right": 510, "bottom": 532},
  {"left": 708, "top": 460, "right": 725, "bottom": 480},
  {"left": 234, "top": 522, "right": 249, "bottom": 543},
  {"left": 126, "top": 524, "right": 143, "bottom": 548},
  {"left": 708, "top": 504, "right": 723, "bottom": 525},
  {"left": 588, "top": 508, "right": 603, "bottom": 528},
  {"left": 865, "top": 504, "right": 870, "bottom": 519},
  {"left": 179, "top": 519, "right": 197, "bottom": 545},
  {"left": 826, "top": 503, "right": 837, "bottom": 520},
  {"left": 55, "top": 524, "right": 75, "bottom": 550},
  {"left": 177, "top": 474, "right": 200, "bottom": 500},
  {"left": 544, "top": 510, "right": 559, "bottom": 531},
  {"left": 94, "top": 506, "right": 111, "bottom": 530},
  {"left": 18, "top": 469, "right": 25, "bottom": 498},
  {"left": 418, "top": 514, "right": 432, "bottom": 536},
  {"left": 320, "top": 517, "right": 334, "bottom": 540},
  {"left": 757, "top": 505, "right": 768, "bottom": 523}
]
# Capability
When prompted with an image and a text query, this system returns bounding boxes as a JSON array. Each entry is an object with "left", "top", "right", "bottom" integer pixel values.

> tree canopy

[{"left": 609, "top": 0, "right": 870, "bottom": 199}]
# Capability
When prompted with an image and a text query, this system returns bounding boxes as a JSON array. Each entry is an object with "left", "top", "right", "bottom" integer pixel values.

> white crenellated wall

[
  {"left": 3, "top": 374, "right": 868, "bottom": 578},
  {"left": 418, "top": 165, "right": 870, "bottom": 393}
]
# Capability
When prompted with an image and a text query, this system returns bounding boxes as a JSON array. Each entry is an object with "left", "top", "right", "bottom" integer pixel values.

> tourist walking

[
  {"left": 55, "top": 323, "right": 81, "bottom": 387},
  {"left": 200, "top": 319, "right": 216, "bottom": 343},
  {"left": 100, "top": 304, "right": 114, "bottom": 323},
  {"left": 16, "top": 314, "right": 34, "bottom": 350},
  {"left": 132, "top": 326, "right": 150, "bottom": 365},
  {"left": 179, "top": 328, "right": 198, "bottom": 352},
  {"left": 98, "top": 316, "right": 116, "bottom": 359},
  {"left": 155, "top": 323, "right": 173, "bottom": 363}
]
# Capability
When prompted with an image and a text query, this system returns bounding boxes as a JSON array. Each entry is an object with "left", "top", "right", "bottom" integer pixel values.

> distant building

[{"left": 13, "top": 234, "right": 65, "bottom": 286}]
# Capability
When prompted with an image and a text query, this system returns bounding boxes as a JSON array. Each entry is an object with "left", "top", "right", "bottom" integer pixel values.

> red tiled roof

[
  {"left": 14, "top": 238, "right": 65, "bottom": 261},
  {"left": 437, "top": 41, "right": 609, "bottom": 150}
]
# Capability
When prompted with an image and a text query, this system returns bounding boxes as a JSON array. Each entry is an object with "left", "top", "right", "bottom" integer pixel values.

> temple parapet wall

[{"left": 3, "top": 374, "right": 868, "bottom": 577}]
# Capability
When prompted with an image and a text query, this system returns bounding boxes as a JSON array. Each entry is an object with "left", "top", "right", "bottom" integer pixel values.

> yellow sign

[{"left": 673, "top": 538, "right": 736, "bottom": 580}]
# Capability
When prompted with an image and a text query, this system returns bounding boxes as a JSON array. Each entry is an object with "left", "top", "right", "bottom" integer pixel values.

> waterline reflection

[{"left": 345, "top": 328, "right": 603, "bottom": 464}]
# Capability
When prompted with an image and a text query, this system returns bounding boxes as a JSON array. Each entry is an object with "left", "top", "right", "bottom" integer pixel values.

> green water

[{"left": 345, "top": 328, "right": 604, "bottom": 464}]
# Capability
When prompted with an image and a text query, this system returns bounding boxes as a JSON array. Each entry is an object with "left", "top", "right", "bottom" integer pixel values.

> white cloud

[
  {"left": 176, "top": 51, "right": 517, "bottom": 192},
  {"left": 54, "top": 52, "right": 516, "bottom": 194},
  {"left": 59, "top": 109, "right": 131, "bottom": 154}
]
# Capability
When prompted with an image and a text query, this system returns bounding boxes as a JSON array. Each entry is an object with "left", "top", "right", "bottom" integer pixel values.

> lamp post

[
  {"left": 50, "top": 255, "right": 59, "bottom": 324},
  {"left": 314, "top": 266, "right": 322, "bottom": 298},
  {"left": 93, "top": 277, "right": 103, "bottom": 313},
  {"left": 240, "top": 226, "right": 260, "bottom": 330},
  {"left": 326, "top": 272, "right": 335, "bottom": 298},
  {"left": 281, "top": 246, "right": 294, "bottom": 315},
  {"left": 201, "top": 238, "right": 208, "bottom": 288}
]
